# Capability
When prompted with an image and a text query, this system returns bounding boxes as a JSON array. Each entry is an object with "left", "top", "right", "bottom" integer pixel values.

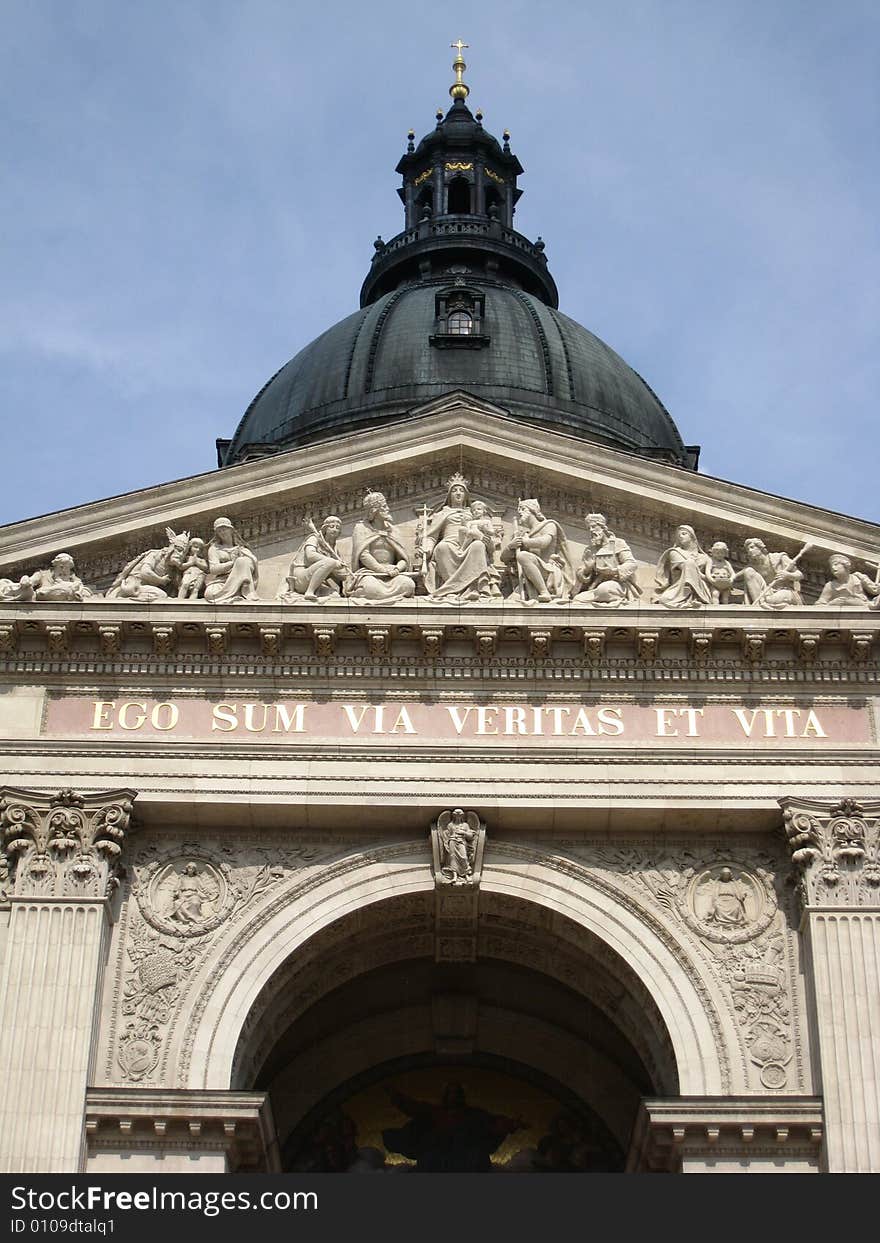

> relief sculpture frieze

[
  {"left": 115, "top": 843, "right": 288, "bottom": 1083},
  {"left": 2, "top": 473, "right": 878, "bottom": 612}
]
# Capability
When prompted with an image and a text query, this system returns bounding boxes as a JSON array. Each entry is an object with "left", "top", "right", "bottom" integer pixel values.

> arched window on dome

[
  {"left": 484, "top": 186, "right": 503, "bottom": 220},
  {"left": 446, "top": 176, "right": 471, "bottom": 215},
  {"left": 417, "top": 185, "right": 434, "bottom": 220},
  {"left": 447, "top": 310, "right": 473, "bottom": 335},
  {"left": 430, "top": 287, "right": 489, "bottom": 350}
]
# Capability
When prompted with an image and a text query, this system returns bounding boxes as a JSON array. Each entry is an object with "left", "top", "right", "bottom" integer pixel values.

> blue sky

[{"left": 2, "top": 1, "right": 878, "bottom": 527}]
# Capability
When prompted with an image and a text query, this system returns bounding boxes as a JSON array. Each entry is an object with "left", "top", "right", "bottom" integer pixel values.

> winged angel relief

[
  {"left": 141, "top": 859, "right": 232, "bottom": 936},
  {"left": 155, "top": 860, "right": 221, "bottom": 928}
]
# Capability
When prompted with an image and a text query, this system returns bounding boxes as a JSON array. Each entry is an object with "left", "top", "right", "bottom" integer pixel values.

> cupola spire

[
  {"left": 449, "top": 40, "right": 470, "bottom": 101},
  {"left": 360, "top": 44, "right": 558, "bottom": 309}
]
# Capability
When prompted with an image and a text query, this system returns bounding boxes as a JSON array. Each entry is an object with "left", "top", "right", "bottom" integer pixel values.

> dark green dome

[
  {"left": 220, "top": 280, "right": 691, "bottom": 466},
  {"left": 218, "top": 95, "right": 696, "bottom": 470}
]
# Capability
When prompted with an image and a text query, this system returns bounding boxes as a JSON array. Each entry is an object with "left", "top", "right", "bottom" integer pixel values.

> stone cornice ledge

[
  {"left": 1, "top": 402, "right": 878, "bottom": 563},
  {"left": 627, "top": 1095, "right": 824, "bottom": 1171},
  {"left": 0, "top": 601, "right": 876, "bottom": 667},
  {"left": 84, "top": 1087, "right": 280, "bottom": 1172}
]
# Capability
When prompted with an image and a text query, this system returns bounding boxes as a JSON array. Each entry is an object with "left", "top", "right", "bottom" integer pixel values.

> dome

[
  {"left": 218, "top": 61, "right": 697, "bottom": 471},
  {"left": 220, "top": 280, "right": 692, "bottom": 466}
]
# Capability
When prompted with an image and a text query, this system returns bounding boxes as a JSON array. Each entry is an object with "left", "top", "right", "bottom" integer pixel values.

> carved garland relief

[{"left": 491, "top": 839, "right": 801, "bottom": 1093}]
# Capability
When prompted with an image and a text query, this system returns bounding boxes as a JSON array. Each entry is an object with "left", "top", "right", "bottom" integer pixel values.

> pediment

[{"left": 1, "top": 394, "right": 878, "bottom": 610}]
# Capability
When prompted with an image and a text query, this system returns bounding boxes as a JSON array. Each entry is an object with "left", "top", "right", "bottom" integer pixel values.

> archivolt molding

[
  {"left": 101, "top": 830, "right": 808, "bottom": 1099},
  {"left": 156, "top": 840, "right": 741, "bottom": 1097},
  {"left": 228, "top": 894, "right": 677, "bottom": 1099},
  {"left": 490, "top": 837, "right": 806, "bottom": 1094}
]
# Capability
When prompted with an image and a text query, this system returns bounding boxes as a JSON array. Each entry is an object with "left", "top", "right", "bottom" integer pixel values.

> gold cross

[{"left": 451, "top": 40, "right": 468, "bottom": 58}]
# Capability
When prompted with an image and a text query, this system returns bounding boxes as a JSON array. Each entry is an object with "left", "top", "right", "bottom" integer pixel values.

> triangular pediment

[{"left": 1, "top": 394, "right": 878, "bottom": 607}]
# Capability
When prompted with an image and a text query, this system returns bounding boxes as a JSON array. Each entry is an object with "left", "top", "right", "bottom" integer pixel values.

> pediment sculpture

[
  {"left": 106, "top": 528, "right": 197, "bottom": 601},
  {"left": 500, "top": 498, "right": 574, "bottom": 604},
  {"left": 0, "top": 552, "right": 93, "bottom": 603},
  {"left": 277, "top": 516, "right": 350, "bottom": 603},
  {"left": 571, "top": 513, "right": 640, "bottom": 607},
  {"left": 419, "top": 474, "right": 502, "bottom": 603},
  {"left": 815, "top": 554, "right": 880, "bottom": 608},
  {"left": 1, "top": 492, "right": 879, "bottom": 612},
  {"left": 346, "top": 492, "right": 417, "bottom": 603}
]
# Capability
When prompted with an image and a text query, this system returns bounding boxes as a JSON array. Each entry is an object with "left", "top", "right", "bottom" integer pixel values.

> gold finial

[{"left": 449, "top": 39, "right": 470, "bottom": 101}]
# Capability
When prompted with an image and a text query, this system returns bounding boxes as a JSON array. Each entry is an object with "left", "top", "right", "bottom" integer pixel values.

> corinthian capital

[
  {"left": 780, "top": 796, "right": 880, "bottom": 910},
  {"left": 0, "top": 786, "right": 137, "bottom": 899}
]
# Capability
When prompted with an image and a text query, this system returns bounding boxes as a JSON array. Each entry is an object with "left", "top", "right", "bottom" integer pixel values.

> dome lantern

[{"left": 218, "top": 44, "right": 698, "bottom": 472}]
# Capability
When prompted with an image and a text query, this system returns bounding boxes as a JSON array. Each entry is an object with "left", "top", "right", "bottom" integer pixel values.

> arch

[
  {"left": 447, "top": 309, "right": 473, "bottom": 335},
  {"left": 446, "top": 175, "right": 471, "bottom": 214},
  {"left": 174, "top": 849, "right": 731, "bottom": 1097},
  {"left": 416, "top": 185, "right": 434, "bottom": 218},
  {"left": 484, "top": 185, "right": 502, "bottom": 218}
]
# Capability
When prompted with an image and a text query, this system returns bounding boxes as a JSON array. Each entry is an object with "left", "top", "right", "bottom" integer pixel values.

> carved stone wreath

[
  {"left": 134, "top": 854, "right": 235, "bottom": 937},
  {"left": 682, "top": 863, "right": 776, "bottom": 945}
]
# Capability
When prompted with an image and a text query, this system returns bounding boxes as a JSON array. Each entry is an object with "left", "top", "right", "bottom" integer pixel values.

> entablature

[{"left": 0, "top": 601, "right": 877, "bottom": 686}]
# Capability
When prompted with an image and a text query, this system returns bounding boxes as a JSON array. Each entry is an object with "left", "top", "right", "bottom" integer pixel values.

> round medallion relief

[
  {"left": 683, "top": 864, "right": 775, "bottom": 944},
  {"left": 136, "top": 856, "right": 234, "bottom": 937}
]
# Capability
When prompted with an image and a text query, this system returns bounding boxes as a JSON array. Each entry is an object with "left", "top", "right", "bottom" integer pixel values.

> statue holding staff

[{"left": 278, "top": 515, "right": 350, "bottom": 602}]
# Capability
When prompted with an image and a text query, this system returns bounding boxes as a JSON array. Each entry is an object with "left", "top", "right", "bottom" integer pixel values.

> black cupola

[
  {"left": 360, "top": 43, "right": 558, "bottom": 308},
  {"left": 218, "top": 44, "right": 698, "bottom": 472}
]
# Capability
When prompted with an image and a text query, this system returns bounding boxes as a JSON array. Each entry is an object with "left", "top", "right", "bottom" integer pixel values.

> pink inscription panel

[{"left": 42, "top": 696, "right": 876, "bottom": 749}]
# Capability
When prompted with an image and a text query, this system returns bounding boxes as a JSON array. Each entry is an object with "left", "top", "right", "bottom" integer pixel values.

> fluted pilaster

[
  {"left": 781, "top": 796, "right": 880, "bottom": 1172},
  {"left": 0, "top": 787, "right": 136, "bottom": 1173}
]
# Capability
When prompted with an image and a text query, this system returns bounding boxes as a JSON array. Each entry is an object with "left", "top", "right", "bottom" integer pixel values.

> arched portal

[
  {"left": 175, "top": 849, "right": 732, "bottom": 1171},
  {"left": 225, "top": 888, "right": 684, "bottom": 1172}
]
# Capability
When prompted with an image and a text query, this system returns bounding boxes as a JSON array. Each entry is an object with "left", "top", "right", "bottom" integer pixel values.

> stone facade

[{"left": 0, "top": 397, "right": 878, "bottom": 1171}]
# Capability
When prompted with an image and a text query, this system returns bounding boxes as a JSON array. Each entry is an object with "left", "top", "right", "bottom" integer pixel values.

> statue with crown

[{"left": 421, "top": 473, "right": 502, "bottom": 603}]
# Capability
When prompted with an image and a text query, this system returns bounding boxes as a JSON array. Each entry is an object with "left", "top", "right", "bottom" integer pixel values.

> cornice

[
  {"left": 1, "top": 401, "right": 878, "bottom": 570},
  {"left": 0, "top": 601, "right": 877, "bottom": 685}
]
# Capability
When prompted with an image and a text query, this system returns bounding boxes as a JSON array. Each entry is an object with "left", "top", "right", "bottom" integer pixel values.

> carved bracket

[
  {"left": 473, "top": 628, "right": 497, "bottom": 660},
  {"left": 366, "top": 627, "right": 391, "bottom": 659},
  {"left": 0, "top": 621, "right": 18, "bottom": 654},
  {"left": 0, "top": 785, "right": 137, "bottom": 898},
  {"left": 153, "top": 626, "right": 177, "bottom": 656},
  {"left": 259, "top": 627, "right": 281, "bottom": 657}
]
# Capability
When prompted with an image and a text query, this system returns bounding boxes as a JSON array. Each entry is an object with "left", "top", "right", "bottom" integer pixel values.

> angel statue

[
  {"left": 106, "top": 528, "right": 191, "bottom": 602},
  {"left": 439, "top": 808, "right": 478, "bottom": 884},
  {"left": 160, "top": 862, "right": 220, "bottom": 928}
]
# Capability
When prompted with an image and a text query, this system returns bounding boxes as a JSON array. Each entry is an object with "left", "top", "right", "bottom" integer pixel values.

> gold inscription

[
  {"left": 732, "top": 707, "right": 826, "bottom": 738},
  {"left": 79, "top": 698, "right": 837, "bottom": 744}
]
